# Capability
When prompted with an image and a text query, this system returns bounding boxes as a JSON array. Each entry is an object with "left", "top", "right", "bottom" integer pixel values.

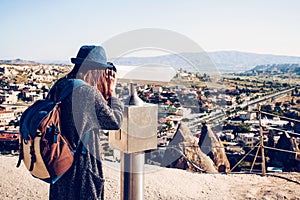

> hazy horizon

[{"left": 2, "top": 50, "right": 300, "bottom": 63}]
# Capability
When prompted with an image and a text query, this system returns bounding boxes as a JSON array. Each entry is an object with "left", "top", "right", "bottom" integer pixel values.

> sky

[{"left": 0, "top": 0, "right": 300, "bottom": 61}]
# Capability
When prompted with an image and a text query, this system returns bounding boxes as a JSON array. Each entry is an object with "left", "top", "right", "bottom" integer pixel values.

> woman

[{"left": 48, "top": 45, "right": 123, "bottom": 200}]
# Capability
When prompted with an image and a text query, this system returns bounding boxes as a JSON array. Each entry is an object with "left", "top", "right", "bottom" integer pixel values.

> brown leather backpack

[{"left": 17, "top": 79, "right": 86, "bottom": 183}]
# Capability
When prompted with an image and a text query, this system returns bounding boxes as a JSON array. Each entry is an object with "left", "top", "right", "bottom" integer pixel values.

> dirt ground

[{"left": 0, "top": 155, "right": 299, "bottom": 200}]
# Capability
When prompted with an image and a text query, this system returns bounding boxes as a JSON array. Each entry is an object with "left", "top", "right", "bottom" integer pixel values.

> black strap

[
  {"left": 47, "top": 78, "right": 86, "bottom": 103},
  {"left": 29, "top": 139, "right": 36, "bottom": 171},
  {"left": 58, "top": 79, "right": 85, "bottom": 102},
  {"left": 16, "top": 141, "right": 23, "bottom": 168},
  {"left": 73, "top": 131, "right": 91, "bottom": 156}
]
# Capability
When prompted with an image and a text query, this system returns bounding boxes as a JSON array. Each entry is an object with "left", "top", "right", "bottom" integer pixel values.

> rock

[
  {"left": 271, "top": 131, "right": 300, "bottom": 171},
  {"left": 198, "top": 123, "right": 231, "bottom": 172},
  {"left": 161, "top": 123, "right": 217, "bottom": 173}
]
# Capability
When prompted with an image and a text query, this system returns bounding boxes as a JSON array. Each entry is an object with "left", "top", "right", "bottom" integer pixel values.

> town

[{"left": 0, "top": 62, "right": 300, "bottom": 172}]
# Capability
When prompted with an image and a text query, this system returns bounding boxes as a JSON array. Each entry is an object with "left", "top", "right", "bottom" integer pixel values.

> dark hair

[
  {"left": 66, "top": 63, "right": 116, "bottom": 100},
  {"left": 77, "top": 69, "right": 110, "bottom": 100}
]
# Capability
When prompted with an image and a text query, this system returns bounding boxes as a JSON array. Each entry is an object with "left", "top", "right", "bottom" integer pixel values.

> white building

[
  {"left": 32, "top": 93, "right": 44, "bottom": 101},
  {"left": 0, "top": 110, "right": 15, "bottom": 126},
  {"left": 238, "top": 111, "right": 257, "bottom": 120},
  {"left": 153, "top": 86, "right": 163, "bottom": 94},
  {"left": 238, "top": 133, "right": 255, "bottom": 146},
  {"left": 245, "top": 117, "right": 289, "bottom": 128},
  {"left": 2, "top": 91, "right": 19, "bottom": 104}
]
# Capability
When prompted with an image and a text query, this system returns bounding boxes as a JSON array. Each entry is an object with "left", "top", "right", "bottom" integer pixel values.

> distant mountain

[
  {"left": 242, "top": 63, "right": 300, "bottom": 75},
  {"left": 114, "top": 51, "right": 300, "bottom": 73},
  {"left": 113, "top": 52, "right": 215, "bottom": 72},
  {"left": 0, "top": 58, "right": 38, "bottom": 65},
  {"left": 0, "top": 59, "right": 71, "bottom": 66},
  {"left": 36, "top": 60, "right": 71, "bottom": 65},
  {"left": 2, "top": 51, "right": 300, "bottom": 73},
  {"left": 208, "top": 51, "right": 300, "bottom": 72}
]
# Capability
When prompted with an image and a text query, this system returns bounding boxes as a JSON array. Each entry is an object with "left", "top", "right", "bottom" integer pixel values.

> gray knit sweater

[{"left": 49, "top": 78, "right": 123, "bottom": 200}]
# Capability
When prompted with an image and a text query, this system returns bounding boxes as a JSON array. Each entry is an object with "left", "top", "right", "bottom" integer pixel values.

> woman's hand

[{"left": 106, "top": 69, "right": 117, "bottom": 98}]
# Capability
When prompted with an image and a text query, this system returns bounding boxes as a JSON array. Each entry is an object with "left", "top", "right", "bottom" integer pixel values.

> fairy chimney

[
  {"left": 161, "top": 123, "right": 217, "bottom": 173},
  {"left": 198, "top": 123, "right": 231, "bottom": 172}
]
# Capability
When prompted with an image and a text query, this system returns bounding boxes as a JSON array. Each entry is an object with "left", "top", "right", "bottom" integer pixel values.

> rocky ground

[{"left": 0, "top": 155, "right": 300, "bottom": 200}]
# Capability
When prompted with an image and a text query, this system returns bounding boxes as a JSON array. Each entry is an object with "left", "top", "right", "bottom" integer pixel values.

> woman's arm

[{"left": 94, "top": 89, "right": 123, "bottom": 130}]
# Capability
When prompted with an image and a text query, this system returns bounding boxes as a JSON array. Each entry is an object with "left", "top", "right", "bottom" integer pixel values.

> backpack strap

[
  {"left": 47, "top": 78, "right": 86, "bottom": 102},
  {"left": 71, "top": 131, "right": 90, "bottom": 155},
  {"left": 54, "top": 79, "right": 89, "bottom": 155},
  {"left": 29, "top": 139, "right": 36, "bottom": 171},
  {"left": 16, "top": 141, "right": 24, "bottom": 167},
  {"left": 57, "top": 79, "right": 86, "bottom": 102}
]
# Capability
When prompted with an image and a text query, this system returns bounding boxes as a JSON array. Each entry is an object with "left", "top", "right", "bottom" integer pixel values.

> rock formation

[
  {"left": 161, "top": 123, "right": 217, "bottom": 173},
  {"left": 198, "top": 123, "right": 231, "bottom": 172},
  {"left": 271, "top": 131, "right": 300, "bottom": 171}
]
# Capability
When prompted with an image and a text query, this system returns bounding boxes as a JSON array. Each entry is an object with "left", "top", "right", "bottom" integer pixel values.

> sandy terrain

[{"left": 0, "top": 155, "right": 299, "bottom": 200}]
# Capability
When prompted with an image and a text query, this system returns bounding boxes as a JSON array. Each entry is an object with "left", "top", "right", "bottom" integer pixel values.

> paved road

[{"left": 187, "top": 87, "right": 294, "bottom": 129}]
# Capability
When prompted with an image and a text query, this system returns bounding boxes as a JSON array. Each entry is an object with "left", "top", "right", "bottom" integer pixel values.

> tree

[
  {"left": 295, "top": 87, "right": 299, "bottom": 95},
  {"left": 236, "top": 123, "right": 250, "bottom": 133},
  {"left": 291, "top": 98, "right": 296, "bottom": 105},
  {"left": 261, "top": 104, "right": 273, "bottom": 113}
]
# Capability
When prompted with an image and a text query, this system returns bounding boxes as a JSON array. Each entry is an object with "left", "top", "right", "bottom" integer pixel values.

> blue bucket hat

[{"left": 71, "top": 45, "right": 114, "bottom": 70}]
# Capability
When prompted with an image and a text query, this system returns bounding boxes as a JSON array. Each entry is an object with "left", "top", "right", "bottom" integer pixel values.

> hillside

[
  {"left": 208, "top": 51, "right": 300, "bottom": 72},
  {"left": 113, "top": 51, "right": 300, "bottom": 73},
  {"left": 243, "top": 63, "right": 300, "bottom": 75}
]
